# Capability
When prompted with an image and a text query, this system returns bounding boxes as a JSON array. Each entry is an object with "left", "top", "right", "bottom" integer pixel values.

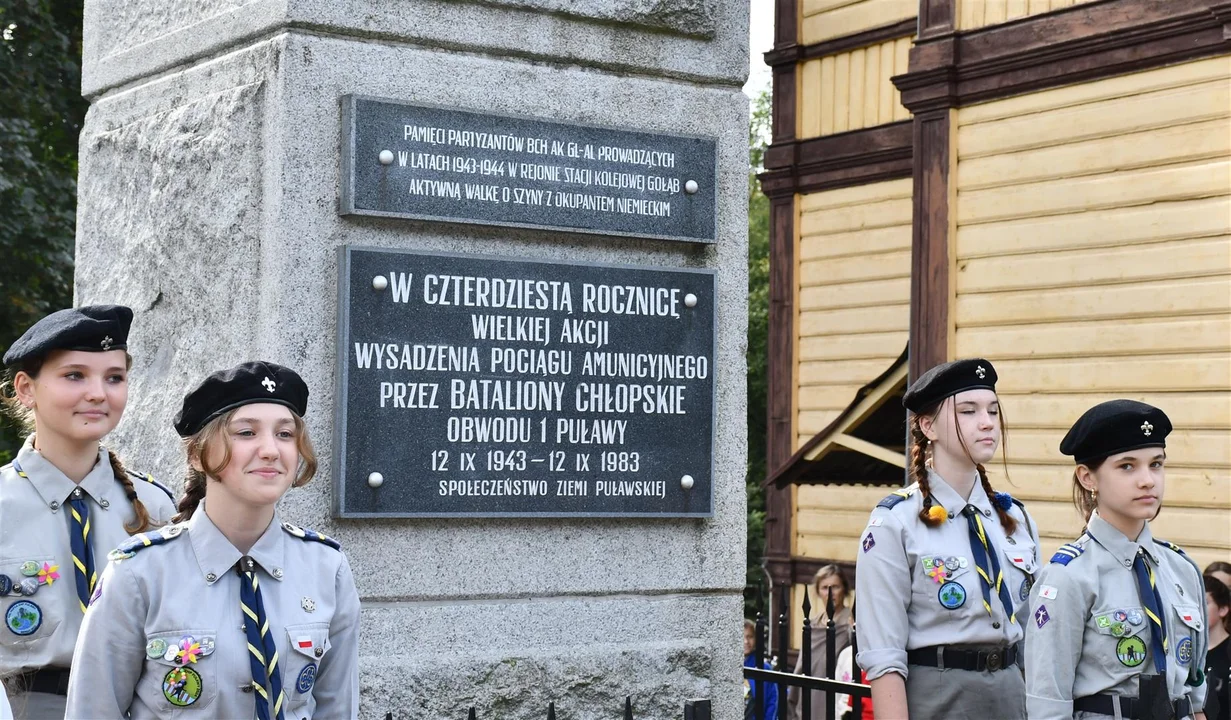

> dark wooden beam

[
  {"left": 765, "top": 18, "right": 918, "bottom": 68},
  {"left": 760, "top": 122, "right": 914, "bottom": 198},
  {"left": 765, "top": 194, "right": 797, "bottom": 566},
  {"left": 907, "top": 108, "right": 953, "bottom": 381}
]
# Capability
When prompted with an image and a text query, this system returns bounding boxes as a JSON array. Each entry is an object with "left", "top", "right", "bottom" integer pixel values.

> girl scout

[
  {"left": 856, "top": 358, "right": 1040, "bottom": 719},
  {"left": 65, "top": 361, "right": 361, "bottom": 719},
  {"left": 1026, "top": 400, "right": 1209, "bottom": 720},
  {"left": 0, "top": 306, "right": 176, "bottom": 718}
]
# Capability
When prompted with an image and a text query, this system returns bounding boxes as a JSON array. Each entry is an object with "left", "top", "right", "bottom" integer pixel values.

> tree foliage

[
  {"left": 0, "top": 0, "right": 85, "bottom": 460},
  {"left": 745, "top": 88, "right": 771, "bottom": 618}
]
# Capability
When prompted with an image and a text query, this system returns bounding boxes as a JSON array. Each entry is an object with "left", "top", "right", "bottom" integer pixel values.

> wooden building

[{"left": 759, "top": 0, "right": 1231, "bottom": 637}]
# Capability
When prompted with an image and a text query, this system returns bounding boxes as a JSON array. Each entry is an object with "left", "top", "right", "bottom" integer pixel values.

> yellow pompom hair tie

[{"left": 925, "top": 505, "right": 949, "bottom": 523}]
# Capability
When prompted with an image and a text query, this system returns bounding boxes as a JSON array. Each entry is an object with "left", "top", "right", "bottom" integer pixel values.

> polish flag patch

[
  {"left": 1182, "top": 614, "right": 1194, "bottom": 622},
  {"left": 296, "top": 636, "right": 314, "bottom": 649},
  {"left": 1038, "top": 585, "right": 1058, "bottom": 600}
]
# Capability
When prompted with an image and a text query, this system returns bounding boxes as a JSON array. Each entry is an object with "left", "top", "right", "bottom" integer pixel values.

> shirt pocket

[
  {"left": 138, "top": 629, "right": 218, "bottom": 713},
  {"left": 912, "top": 552, "right": 975, "bottom": 615},
  {"left": 1091, "top": 606, "right": 1150, "bottom": 673},
  {"left": 1001, "top": 542, "right": 1038, "bottom": 603},
  {"left": 1172, "top": 604, "right": 1203, "bottom": 669},
  {"left": 284, "top": 622, "right": 331, "bottom": 709},
  {"left": 0, "top": 556, "right": 64, "bottom": 651}
]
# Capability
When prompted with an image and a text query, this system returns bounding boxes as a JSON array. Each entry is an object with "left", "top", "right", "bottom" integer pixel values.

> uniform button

[
  {"left": 240, "top": 684, "right": 253, "bottom": 693},
  {"left": 100, "top": 499, "right": 110, "bottom": 509},
  {"left": 1124, "top": 560, "right": 1133, "bottom": 568},
  {"left": 49, "top": 501, "right": 59, "bottom": 511},
  {"left": 1006, "top": 537, "right": 1016, "bottom": 545},
  {"left": 982, "top": 509, "right": 991, "bottom": 517},
  {"left": 206, "top": 573, "right": 217, "bottom": 583},
  {"left": 993, "top": 622, "right": 1001, "bottom": 629},
  {"left": 273, "top": 568, "right": 284, "bottom": 579}
]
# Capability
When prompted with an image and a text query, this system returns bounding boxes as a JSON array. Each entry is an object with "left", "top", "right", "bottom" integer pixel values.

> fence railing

[{"left": 744, "top": 586, "right": 871, "bottom": 720}]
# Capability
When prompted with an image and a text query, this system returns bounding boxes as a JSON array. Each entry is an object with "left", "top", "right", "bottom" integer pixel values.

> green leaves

[{"left": 745, "top": 88, "right": 771, "bottom": 617}]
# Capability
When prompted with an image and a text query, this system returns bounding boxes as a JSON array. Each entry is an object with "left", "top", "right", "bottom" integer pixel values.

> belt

[
  {"left": 17, "top": 667, "right": 71, "bottom": 696},
  {"left": 1073, "top": 694, "right": 1193, "bottom": 720},
  {"left": 906, "top": 644, "right": 1018, "bottom": 672}
]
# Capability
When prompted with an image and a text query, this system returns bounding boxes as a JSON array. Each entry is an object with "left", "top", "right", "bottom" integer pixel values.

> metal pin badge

[
  {"left": 379, "top": 150, "right": 394, "bottom": 165},
  {"left": 302, "top": 597, "right": 316, "bottom": 613}
]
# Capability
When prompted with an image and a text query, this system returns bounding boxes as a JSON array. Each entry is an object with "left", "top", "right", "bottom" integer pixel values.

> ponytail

[{"left": 106, "top": 449, "right": 157, "bottom": 533}]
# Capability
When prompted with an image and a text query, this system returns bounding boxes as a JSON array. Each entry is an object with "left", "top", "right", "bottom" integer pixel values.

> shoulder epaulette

[
  {"left": 1050, "top": 534, "right": 1090, "bottom": 565},
  {"left": 1153, "top": 539, "right": 1186, "bottom": 556},
  {"left": 126, "top": 469, "right": 175, "bottom": 502},
  {"left": 281, "top": 522, "right": 341, "bottom": 550},
  {"left": 876, "top": 484, "right": 918, "bottom": 510},
  {"left": 108, "top": 523, "right": 185, "bottom": 562}
]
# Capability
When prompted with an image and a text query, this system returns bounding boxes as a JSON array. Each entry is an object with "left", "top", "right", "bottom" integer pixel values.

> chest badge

[
  {"left": 1116, "top": 636, "right": 1147, "bottom": 668},
  {"left": 297, "top": 663, "right": 317, "bottom": 694},
  {"left": 938, "top": 581, "right": 967, "bottom": 610},
  {"left": 5, "top": 600, "right": 41, "bottom": 636},
  {"left": 1176, "top": 637, "right": 1193, "bottom": 666},
  {"left": 302, "top": 596, "right": 316, "bottom": 613},
  {"left": 162, "top": 667, "right": 203, "bottom": 707}
]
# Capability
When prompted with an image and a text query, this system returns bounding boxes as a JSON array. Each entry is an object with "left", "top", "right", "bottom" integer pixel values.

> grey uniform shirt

[
  {"left": 65, "top": 501, "right": 361, "bottom": 719},
  {"left": 855, "top": 470, "right": 1041, "bottom": 681},
  {"left": 0, "top": 438, "right": 176, "bottom": 676},
  {"left": 1025, "top": 511, "right": 1208, "bottom": 720}
]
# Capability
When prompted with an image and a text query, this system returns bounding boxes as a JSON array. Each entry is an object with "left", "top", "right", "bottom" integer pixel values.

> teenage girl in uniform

[
  {"left": 66, "top": 361, "right": 360, "bottom": 719},
  {"left": 1026, "top": 400, "right": 1208, "bottom": 719},
  {"left": 856, "top": 358, "right": 1041, "bottom": 719},
  {"left": 0, "top": 306, "right": 176, "bottom": 718}
]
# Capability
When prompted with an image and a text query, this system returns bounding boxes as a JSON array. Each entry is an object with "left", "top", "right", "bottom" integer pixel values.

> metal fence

[{"left": 743, "top": 588, "right": 871, "bottom": 720}]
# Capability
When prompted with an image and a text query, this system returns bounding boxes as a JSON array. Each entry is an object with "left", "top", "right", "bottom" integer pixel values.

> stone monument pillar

[{"left": 77, "top": 2, "right": 749, "bottom": 716}]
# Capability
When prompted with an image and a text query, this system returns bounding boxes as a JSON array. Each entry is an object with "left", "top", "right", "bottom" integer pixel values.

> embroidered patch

[
  {"left": 1117, "top": 636, "right": 1147, "bottom": 668},
  {"left": 1034, "top": 605, "right": 1050, "bottom": 629},
  {"left": 297, "top": 663, "right": 317, "bottom": 694},
  {"left": 5, "top": 600, "right": 41, "bottom": 636},
  {"left": 867, "top": 517, "right": 884, "bottom": 528},
  {"left": 1096, "top": 615, "right": 1111, "bottom": 629},
  {"left": 1019, "top": 576, "right": 1033, "bottom": 602},
  {"left": 1038, "top": 585, "right": 1058, "bottom": 600},
  {"left": 938, "top": 581, "right": 967, "bottom": 610},
  {"left": 1177, "top": 637, "right": 1193, "bottom": 667},
  {"left": 162, "top": 667, "right": 203, "bottom": 707},
  {"left": 862, "top": 533, "right": 876, "bottom": 553}
]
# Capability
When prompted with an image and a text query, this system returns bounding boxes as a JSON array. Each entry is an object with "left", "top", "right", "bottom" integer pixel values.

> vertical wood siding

[{"left": 799, "top": 37, "right": 912, "bottom": 139}]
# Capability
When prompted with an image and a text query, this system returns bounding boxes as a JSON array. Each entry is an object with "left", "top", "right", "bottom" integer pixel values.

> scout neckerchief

[
  {"left": 1132, "top": 547, "right": 1168, "bottom": 675},
  {"left": 962, "top": 504, "right": 1016, "bottom": 624},
  {"left": 239, "top": 556, "right": 287, "bottom": 720},
  {"left": 13, "top": 459, "right": 94, "bottom": 612}
]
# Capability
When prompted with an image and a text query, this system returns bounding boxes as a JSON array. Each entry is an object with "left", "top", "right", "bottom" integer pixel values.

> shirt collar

[
  {"left": 926, "top": 469, "right": 993, "bottom": 519},
  {"left": 1086, "top": 510, "right": 1159, "bottom": 565},
  {"left": 188, "top": 500, "right": 287, "bottom": 584},
  {"left": 16, "top": 436, "right": 117, "bottom": 509}
]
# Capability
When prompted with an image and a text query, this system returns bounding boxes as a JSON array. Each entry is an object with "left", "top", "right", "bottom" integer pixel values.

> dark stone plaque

[
  {"left": 340, "top": 96, "right": 717, "bottom": 243},
  {"left": 334, "top": 247, "right": 716, "bottom": 517}
]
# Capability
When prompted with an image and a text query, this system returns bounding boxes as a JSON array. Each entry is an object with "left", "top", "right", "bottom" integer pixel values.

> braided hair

[
  {"left": 106, "top": 449, "right": 157, "bottom": 533},
  {"left": 910, "top": 397, "right": 1017, "bottom": 535}
]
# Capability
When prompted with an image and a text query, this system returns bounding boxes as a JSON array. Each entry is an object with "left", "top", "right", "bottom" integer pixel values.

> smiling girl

[
  {"left": 856, "top": 358, "right": 1040, "bottom": 719},
  {"left": 0, "top": 306, "right": 176, "bottom": 718},
  {"left": 1026, "top": 400, "right": 1208, "bottom": 720},
  {"left": 64, "top": 361, "right": 360, "bottom": 719}
]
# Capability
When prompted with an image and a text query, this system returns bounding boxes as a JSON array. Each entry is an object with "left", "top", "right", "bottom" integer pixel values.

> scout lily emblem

[
  {"left": 1141, "top": 421, "right": 1153, "bottom": 437},
  {"left": 100, "top": 335, "right": 113, "bottom": 350},
  {"left": 262, "top": 376, "right": 276, "bottom": 392},
  {"left": 975, "top": 365, "right": 986, "bottom": 379}
]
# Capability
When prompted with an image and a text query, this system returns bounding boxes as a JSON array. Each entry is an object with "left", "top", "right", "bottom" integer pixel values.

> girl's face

[
  {"left": 15, "top": 350, "right": 129, "bottom": 444},
  {"left": 922, "top": 389, "right": 1001, "bottom": 466},
  {"left": 1206, "top": 592, "right": 1229, "bottom": 635},
  {"left": 816, "top": 574, "right": 846, "bottom": 609},
  {"left": 201, "top": 404, "right": 300, "bottom": 509},
  {"left": 1080, "top": 448, "right": 1165, "bottom": 525}
]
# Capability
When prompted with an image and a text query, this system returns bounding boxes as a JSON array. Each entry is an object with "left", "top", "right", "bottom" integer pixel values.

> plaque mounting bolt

[
  {"left": 379, "top": 150, "right": 394, "bottom": 165},
  {"left": 680, "top": 474, "right": 694, "bottom": 490},
  {"left": 367, "top": 472, "right": 384, "bottom": 488},
  {"left": 684, "top": 180, "right": 699, "bottom": 195},
  {"left": 372, "top": 275, "right": 389, "bottom": 291},
  {"left": 684, "top": 293, "right": 698, "bottom": 308}
]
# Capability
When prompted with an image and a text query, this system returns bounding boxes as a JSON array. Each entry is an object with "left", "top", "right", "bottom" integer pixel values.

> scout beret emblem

[
  {"left": 262, "top": 376, "right": 276, "bottom": 393},
  {"left": 1141, "top": 421, "right": 1153, "bottom": 437}
]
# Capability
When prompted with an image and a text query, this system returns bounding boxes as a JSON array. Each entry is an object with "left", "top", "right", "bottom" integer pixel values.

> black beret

[
  {"left": 4, "top": 305, "right": 133, "bottom": 367},
  {"left": 174, "top": 361, "right": 309, "bottom": 437},
  {"left": 1059, "top": 399, "right": 1171, "bottom": 465},
  {"left": 902, "top": 358, "right": 997, "bottom": 413}
]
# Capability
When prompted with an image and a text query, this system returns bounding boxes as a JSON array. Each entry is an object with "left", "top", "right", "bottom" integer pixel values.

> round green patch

[
  {"left": 162, "top": 666, "right": 203, "bottom": 707},
  {"left": 1116, "top": 636, "right": 1147, "bottom": 668}
]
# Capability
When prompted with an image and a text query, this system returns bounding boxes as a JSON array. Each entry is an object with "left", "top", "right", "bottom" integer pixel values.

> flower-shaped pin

[
  {"left": 928, "top": 564, "right": 948, "bottom": 584},
  {"left": 177, "top": 636, "right": 202, "bottom": 665},
  {"left": 38, "top": 562, "right": 60, "bottom": 586}
]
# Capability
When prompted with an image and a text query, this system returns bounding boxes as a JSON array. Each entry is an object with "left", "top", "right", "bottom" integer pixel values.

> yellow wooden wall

[
  {"left": 957, "top": 0, "right": 1099, "bottom": 30},
  {"left": 953, "top": 55, "right": 1231, "bottom": 570},
  {"left": 798, "top": 37, "right": 912, "bottom": 139},
  {"left": 793, "top": 178, "right": 914, "bottom": 564},
  {"left": 801, "top": 0, "right": 916, "bottom": 45}
]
